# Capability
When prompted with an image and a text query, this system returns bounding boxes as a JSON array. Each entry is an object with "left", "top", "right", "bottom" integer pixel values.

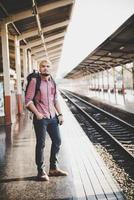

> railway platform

[
  {"left": 66, "top": 87, "right": 134, "bottom": 125},
  {"left": 72, "top": 88, "right": 134, "bottom": 114},
  {"left": 0, "top": 95, "right": 125, "bottom": 200},
  {"left": 88, "top": 90, "right": 134, "bottom": 114}
]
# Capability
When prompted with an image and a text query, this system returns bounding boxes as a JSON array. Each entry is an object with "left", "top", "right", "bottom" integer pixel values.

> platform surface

[{"left": 0, "top": 95, "right": 125, "bottom": 200}]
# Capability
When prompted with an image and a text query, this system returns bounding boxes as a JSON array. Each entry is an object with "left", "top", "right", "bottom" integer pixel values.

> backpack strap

[{"left": 34, "top": 75, "right": 41, "bottom": 99}]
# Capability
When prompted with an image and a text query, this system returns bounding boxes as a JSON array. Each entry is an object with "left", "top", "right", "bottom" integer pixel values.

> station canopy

[
  {"left": 65, "top": 14, "right": 134, "bottom": 79},
  {"left": 0, "top": 0, "right": 74, "bottom": 75}
]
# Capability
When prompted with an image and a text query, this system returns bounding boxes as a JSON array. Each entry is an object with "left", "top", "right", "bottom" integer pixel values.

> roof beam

[
  {"left": 31, "top": 42, "right": 62, "bottom": 54},
  {"left": 36, "top": 55, "right": 60, "bottom": 62},
  {"left": 38, "top": 40, "right": 63, "bottom": 50},
  {"left": 18, "top": 20, "right": 69, "bottom": 40},
  {"left": 32, "top": 47, "right": 62, "bottom": 56},
  {"left": 0, "top": 3, "right": 26, "bottom": 43},
  {"left": 31, "top": 47, "right": 46, "bottom": 54},
  {"left": 32, "top": 49, "right": 61, "bottom": 59},
  {"left": 34, "top": 49, "right": 62, "bottom": 58},
  {"left": 121, "top": 64, "right": 132, "bottom": 73},
  {"left": 22, "top": 32, "right": 65, "bottom": 49},
  {"left": 5, "top": 0, "right": 74, "bottom": 23},
  {"left": 22, "top": 39, "right": 42, "bottom": 49},
  {"left": 34, "top": 52, "right": 61, "bottom": 60},
  {"left": 48, "top": 49, "right": 62, "bottom": 57},
  {"left": 50, "top": 56, "right": 61, "bottom": 63},
  {"left": 83, "top": 66, "right": 96, "bottom": 74},
  {"left": 51, "top": 57, "right": 60, "bottom": 62},
  {"left": 46, "top": 53, "right": 61, "bottom": 59},
  {"left": 0, "top": 32, "right": 14, "bottom": 40},
  {"left": 32, "top": 52, "right": 46, "bottom": 58}
]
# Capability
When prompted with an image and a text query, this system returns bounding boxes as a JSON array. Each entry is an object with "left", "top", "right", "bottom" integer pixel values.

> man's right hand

[
  {"left": 36, "top": 112, "right": 44, "bottom": 120},
  {"left": 27, "top": 103, "right": 45, "bottom": 120}
]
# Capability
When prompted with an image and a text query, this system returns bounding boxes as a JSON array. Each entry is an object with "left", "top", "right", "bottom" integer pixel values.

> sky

[{"left": 56, "top": 0, "right": 134, "bottom": 80}]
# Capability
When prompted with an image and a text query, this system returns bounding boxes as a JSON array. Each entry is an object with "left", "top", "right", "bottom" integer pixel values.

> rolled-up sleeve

[{"left": 25, "top": 78, "right": 36, "bottom": 107}]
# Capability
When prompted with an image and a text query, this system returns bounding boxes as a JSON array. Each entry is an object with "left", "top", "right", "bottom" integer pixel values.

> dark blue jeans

[{"left": 33, "top": 116, "right": 61, "bottom": 173}]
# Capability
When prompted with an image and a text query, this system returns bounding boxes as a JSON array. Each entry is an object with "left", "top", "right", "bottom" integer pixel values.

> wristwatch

[{"left": 57, "top": 113, "right": 63, "bottom": 117}]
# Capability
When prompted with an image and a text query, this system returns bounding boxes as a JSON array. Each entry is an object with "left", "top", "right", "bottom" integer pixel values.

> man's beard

[{"left": 41, "top": 73, "right": 50, "bottom": 77}]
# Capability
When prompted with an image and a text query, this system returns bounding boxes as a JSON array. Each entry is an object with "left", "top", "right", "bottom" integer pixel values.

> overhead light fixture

[{"left": 119, "top": 46, "right": 124, "bottom": 50}]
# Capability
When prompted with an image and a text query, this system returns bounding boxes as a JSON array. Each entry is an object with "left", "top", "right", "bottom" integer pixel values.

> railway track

[{"left": 61, "top": 90, "right": 134, "bottom": 166}]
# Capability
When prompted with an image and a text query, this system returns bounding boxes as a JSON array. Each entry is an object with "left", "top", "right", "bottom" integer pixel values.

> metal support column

[
  {"left": 98, "top": 71, "right": 100, "bottom": 91},
  {"left": 89, "top": 74, "right": 91, "bottom": 90},
  {"left": 121, "top": 65, "right": 125, "bottom": 95},
  {"left": 91, "top": 73, "right": 93, "bottom": 90},
  {"left": 113, "top": 67, "right": 116, "bottom": 93},
  {"left": 1, "top": 23, "right": 11, "bottom": 124},
  {"left": 28, "top": 50, "right": 32, "bottom": 73},
  {"left": 102, "top": 70, "right": 104, "bottom": 92},
  {"left": 94, "top": 73, "right": 97, "bottom": 91},
  {"left": 15, "top": 36, "right": 23, "bottom": 115},
  {"left": 23, "top": 48, "right": 28, "bottom": 90},
  {"left": 107, "top": 68, "right": 110, "bottom": 92},
  {"left": 93, "top": 74, "right": 95, "bottom": 90},
  {"left": 132, "top": 61, "right": 134, "bottom": 91}
]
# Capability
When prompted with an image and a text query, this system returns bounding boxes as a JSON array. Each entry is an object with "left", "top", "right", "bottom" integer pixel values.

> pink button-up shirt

[{"left": 25, "top": 77, "right": 58, "bottom": 118}]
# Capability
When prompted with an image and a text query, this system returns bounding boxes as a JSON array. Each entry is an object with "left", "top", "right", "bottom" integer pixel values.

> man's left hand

[{"left": 58, "top": 115, "right": 64, "bottom": 125}]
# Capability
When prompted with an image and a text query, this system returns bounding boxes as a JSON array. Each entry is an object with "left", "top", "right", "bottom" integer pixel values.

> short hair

[{"left": 39, "top": 59, "right": 51, "bottom": 68}]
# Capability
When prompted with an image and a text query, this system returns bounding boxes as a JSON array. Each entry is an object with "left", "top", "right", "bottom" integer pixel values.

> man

[{"left": 25, "top": 60, "right": 68, "bottom": 181}]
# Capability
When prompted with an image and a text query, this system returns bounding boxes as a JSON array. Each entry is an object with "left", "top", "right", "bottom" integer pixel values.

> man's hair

[{"left": 39, "top": 59, "right": 51, "bottom": 68}]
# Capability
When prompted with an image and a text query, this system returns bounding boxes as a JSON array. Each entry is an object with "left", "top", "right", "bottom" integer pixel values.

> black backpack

[
  {"left": 25, "top": 70, "right": 41, "bottom": 102},
  {"left": 25, "top": 70, "right": 56, "bottom": 111}
]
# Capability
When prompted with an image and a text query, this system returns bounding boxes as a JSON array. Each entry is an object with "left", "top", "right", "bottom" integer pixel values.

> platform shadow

[{"left": 0, "top": 176, "right": 38, "bottom": 183}]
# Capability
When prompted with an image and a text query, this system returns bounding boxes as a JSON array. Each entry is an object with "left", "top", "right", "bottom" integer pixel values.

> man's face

[{"left": 39, "top": 62, "right": 51, "bottom": 76}]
